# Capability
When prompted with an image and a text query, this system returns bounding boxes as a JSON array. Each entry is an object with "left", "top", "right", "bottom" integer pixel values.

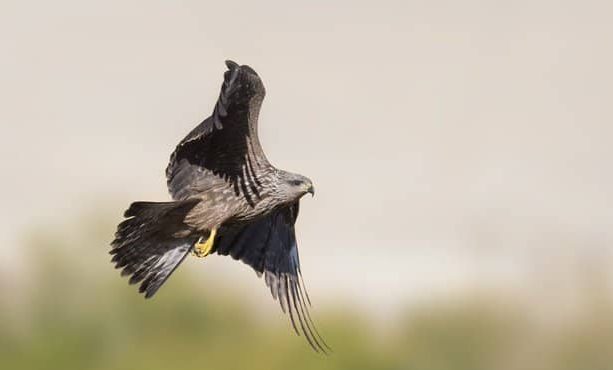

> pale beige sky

[{"left": 1, "top": 0, "right": 612, "bottom": 312}]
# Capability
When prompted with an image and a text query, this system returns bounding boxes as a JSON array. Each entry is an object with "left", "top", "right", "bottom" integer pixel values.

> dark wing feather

[
  {"left": 216, "top": 203, "right": 330, "bottom": 353},
  {"left": 166, "top": 60, "right": 268, "bottom": 201}
]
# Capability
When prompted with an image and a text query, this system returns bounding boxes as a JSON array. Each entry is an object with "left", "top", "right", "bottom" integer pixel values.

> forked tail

[{"left": 110, "top": 199, "right": 199, "bottom": 298}]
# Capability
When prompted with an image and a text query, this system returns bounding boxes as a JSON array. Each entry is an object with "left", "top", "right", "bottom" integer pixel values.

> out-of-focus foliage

[{"left": 2, "top": 217, "right": 613, "bottom": 370}]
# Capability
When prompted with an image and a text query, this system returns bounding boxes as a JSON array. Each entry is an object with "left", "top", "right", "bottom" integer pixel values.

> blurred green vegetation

[{"left": 2, "top": 215, "right": 613, "bottom": 370}]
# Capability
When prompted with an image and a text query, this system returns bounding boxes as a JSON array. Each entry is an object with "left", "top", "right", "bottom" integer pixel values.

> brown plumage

[{"left": 110, "top": 60, "right": 328, "bottom": 352}]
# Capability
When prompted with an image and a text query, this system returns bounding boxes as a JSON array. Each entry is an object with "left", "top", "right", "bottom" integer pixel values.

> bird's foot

[{"left": 192, "top": 228, "right": 217, "bottom": 258}]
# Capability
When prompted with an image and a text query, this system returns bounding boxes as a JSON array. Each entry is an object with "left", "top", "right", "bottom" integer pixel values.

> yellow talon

[{"left": 192, "top": 228, "right": 217, "bottom": 258}]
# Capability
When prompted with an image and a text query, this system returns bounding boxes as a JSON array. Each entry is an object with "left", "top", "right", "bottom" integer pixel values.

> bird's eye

[{"left": 289, "top": 180, "right": 302, "bottom": 186}]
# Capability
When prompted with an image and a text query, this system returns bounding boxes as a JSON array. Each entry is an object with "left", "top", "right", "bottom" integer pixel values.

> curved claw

[{"left": 192, "top": 228, "right": 217, "bottom": 258}]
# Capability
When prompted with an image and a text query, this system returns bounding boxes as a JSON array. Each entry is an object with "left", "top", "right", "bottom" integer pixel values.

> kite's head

[{"left": 275, "top": 170, "right": 315, "bottom": 203}]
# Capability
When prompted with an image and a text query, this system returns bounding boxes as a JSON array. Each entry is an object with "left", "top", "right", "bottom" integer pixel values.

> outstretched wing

[
  {"left": 215, "top": 203, "right": 330, "bottom": 353},
  {"left": 166, "top": 60, "right": 269, "bottom": 201}
]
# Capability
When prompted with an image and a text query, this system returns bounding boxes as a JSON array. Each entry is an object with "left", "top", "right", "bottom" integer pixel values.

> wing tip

[
  {"left": 224, "top": 59, "right": 258, "bottom": 77},
  {"left": 225, "top": 60, "right": 239, "bottom": 70}
]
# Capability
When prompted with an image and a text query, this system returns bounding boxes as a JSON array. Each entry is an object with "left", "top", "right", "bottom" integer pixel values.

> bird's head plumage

[{"left": 274, "top": 170, "right": 315, "bottom": 203}]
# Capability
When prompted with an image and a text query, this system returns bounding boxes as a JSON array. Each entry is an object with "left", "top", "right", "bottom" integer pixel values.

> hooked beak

[{"left": 306, "top": 184, "right": 315, "bottom": 197}]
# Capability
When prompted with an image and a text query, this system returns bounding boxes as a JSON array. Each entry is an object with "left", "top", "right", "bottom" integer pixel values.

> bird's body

[{"left": 110, "top": 60, "right": 327, "bottom": 352}]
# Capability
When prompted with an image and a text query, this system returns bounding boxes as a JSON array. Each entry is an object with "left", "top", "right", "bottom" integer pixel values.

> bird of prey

[{"left": 110, "top": 60, "right": 329, "bottom": 352}]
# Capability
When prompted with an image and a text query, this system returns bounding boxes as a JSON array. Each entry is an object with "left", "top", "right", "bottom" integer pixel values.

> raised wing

[
  {"left": 215, "top": 203, "right": 330, "bottom": 353},
  {"left": 166, "top": 60, "right": 269, "bottom": 201}
]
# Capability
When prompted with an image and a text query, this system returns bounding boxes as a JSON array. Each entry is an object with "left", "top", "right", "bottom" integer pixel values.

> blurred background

[{"left": 2, "top": 1, "right": 613, "bottom": 369}]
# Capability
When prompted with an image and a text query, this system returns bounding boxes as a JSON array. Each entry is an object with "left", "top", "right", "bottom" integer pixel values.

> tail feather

[{"left": 110, "top": 199, "right": 199, "bottom": 298}]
